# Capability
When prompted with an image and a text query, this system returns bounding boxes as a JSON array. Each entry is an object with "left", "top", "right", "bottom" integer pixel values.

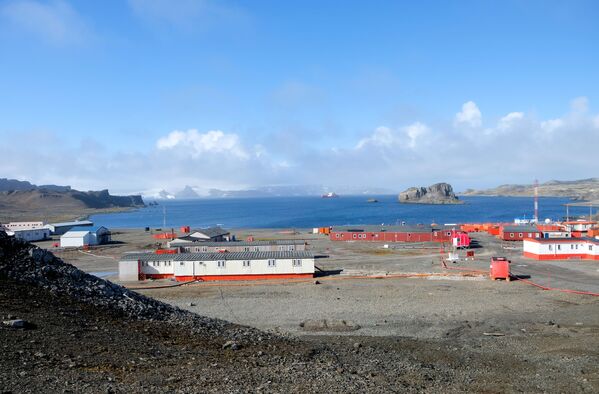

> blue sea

[{"left": 89, "top": 196, "right": 592, "bottom": 229}]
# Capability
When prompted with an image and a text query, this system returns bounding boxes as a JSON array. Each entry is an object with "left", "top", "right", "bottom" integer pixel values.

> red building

[
  {"left": 329, "top": 225, "right": 457, "bottom": 243},
  {"left": 499, "top": 225, "right": 541, "bottom": 241}
]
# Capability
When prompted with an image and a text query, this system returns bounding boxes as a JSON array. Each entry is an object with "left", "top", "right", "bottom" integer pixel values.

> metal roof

[
  {"left": 46, "top": 220, "right": 93, "bottom": 228},
  {"left": 190, "top": 226, "right": 230, "bottom": 238},
  {"left": 501, "top": 225, "right": 540, "bottom": 232},
  {"left": 121, "top": 251, "right": 315, "bottom": 262},
  {"left": 170, "top": 239, "right": 308, "bottom": 247},
  {"left": 331, "top": 224, "right": 454, "bottom": 233},
  {"left": 527, "top": 237, "right": 599, "bottom": 244}
]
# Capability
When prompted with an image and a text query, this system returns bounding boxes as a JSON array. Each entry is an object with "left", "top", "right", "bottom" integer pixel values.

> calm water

[{"left": 89, "top": 196, "right": 592, "bottom": 229}]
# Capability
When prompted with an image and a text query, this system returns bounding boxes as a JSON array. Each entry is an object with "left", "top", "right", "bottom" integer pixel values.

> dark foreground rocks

[{"left": 1, "top": 232, "right": 598, "bottom": 392}]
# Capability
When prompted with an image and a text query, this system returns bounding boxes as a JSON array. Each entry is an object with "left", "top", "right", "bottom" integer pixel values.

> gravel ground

[{"left": 3, "top": 231, "right": 599, "bottom": 392}]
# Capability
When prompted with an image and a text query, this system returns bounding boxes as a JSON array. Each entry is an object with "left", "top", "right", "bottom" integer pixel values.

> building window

[
  {"left": 548, "top": 245, "right": 553, "bottom": 251},
  {"left": 180, "top": 262, "right": 185, "bottom": 266},
  {"left": 528, "top": 233, "right": 532, "bottom": 237},
  {"left": 244, "top": 247, "right": 250, "bottom": 252},
  {"left": 519, "top": 233, "right": 523, "bottom": 238},
  {"left": 217, "top": 260, "right": 226, "bottom": 268},
  {"left": 352, "top": 234, "right": 357, "bottom": 239},
  {"left": 589, "top": 245, "right": 593, "bottom": 251},
  {"left": 292, "top": 259, "right": 302, "bottom": 267},
  {"left": 446, "top": 232, "right": 451, "bottom": 236},
  {"left": 557, "top": 245, "right": 561, "bottom": 251},
  {"left": 335, "top": 234, "right": 340, "bottom": 238},
  {"left": 268, "top": 259, "right": 276, "bottom": 267},
  {"left": 243, "top": 260, "right": 251, "bottom": 267},
  {"left": 510, "top": 233, "right": 514, "bottom": 238}
]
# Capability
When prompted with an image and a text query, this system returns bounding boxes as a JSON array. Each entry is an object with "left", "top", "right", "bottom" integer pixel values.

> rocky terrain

[
  {"left": 398, "top": 183, "right": 462, "bottom": 204},
  {"left": 0, "top": 179, "right": 145, "bottom": 222},
  {"left": 462, "top": 178, "right": 599, "bottom": 201},
  {"left": 2, "top": 232, "right": 599, "bottom": 392}
]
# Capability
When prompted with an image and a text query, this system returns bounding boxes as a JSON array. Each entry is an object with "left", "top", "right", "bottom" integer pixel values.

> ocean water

[{"left": 89, "top": 196, "right": 592, "bottom": 229}]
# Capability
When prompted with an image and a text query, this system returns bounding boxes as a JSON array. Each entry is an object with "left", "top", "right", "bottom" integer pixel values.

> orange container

[
  {"left": 490, "top": 257, "right": 511, "bottom": 281},
  {"left": 155, "top": 249, "right": 177, "bottom": 254}
]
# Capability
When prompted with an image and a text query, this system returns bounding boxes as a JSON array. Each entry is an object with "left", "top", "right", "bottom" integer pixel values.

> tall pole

[{"left": 534, "top": 179, "right": 539, "bottom": 223}]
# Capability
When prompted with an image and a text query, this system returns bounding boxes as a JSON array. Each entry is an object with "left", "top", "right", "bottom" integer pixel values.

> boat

[
  {"left": 367, "top": 198, "right": 378, "bottom": 203},
  {"left": 321, "top": 192, "right": 339, "bottom": 198}
]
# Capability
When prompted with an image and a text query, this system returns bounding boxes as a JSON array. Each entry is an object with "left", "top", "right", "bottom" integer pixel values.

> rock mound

[
  {"left": 399, "top": 183, "right": 462, "bottom": 204},
  {"left": 0, "top": 231, "right": 263, "bottom": 341}
]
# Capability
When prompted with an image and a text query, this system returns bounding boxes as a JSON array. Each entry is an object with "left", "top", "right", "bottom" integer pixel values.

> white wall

[
  {"left": 118, "top": 261, "right": 140, "bottom": 281},
  {"left": 140, "top": 259, "right": 174, "bottom": 276},
  {"left": 174, "top": 257, "right": 314, "bottom": 277},
  {"left": 12, "top": 228, "right": 50, "bottom": 242},
  {"left": 524, "top": 239, "right": 598, "bottom": 258},
  {"left": 60, "top": 232, "right": 95, "bottom": 248}
]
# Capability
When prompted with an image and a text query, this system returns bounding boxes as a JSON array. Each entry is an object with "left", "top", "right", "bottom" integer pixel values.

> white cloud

[
  {"left": 593, "top": 115, "right": 599, "bottom": 129},
  {"left": 454, "top": 101, "right": 482, "bottom": 128},
  {"left": 356, "top": 126, "right": 394, "bottom": 149},
  {"left": 571, "top": 96, "right": 589, "bottom": 113},
  {"left": 0, "top": 0, "right": 88, "bottom": 45},
  {"left": 540, "top": 118, "right": 564, "bottom": 133},
  {"left": 497, "top": 112, "right": 524, "bottom": 131},
  {"left": 356, "top": 122, "right": 429, "bottom": 150},
  {"left": 156, "top": 129, "right": 249, "bottom": 159},
  {"left": 403, "top": 122, "right": 429, "bottom": 148}
]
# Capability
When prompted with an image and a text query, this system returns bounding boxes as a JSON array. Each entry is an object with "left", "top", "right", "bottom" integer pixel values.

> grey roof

[
  {"left": 170, "top": 239, "right": 308, "bottom": 247},
  {"left": 46, "top": 220, "right": 93, "bottom": 228},
  {"left": 331, "top": 224, "right": 455, "bottom": 233},
  {"left": 532, "top": 237, "right": 599, "bottom": 244},
  {"left": 121, "top": 251, "right": 315, "bottom": 262},
  {"left": 502, "top": 225, "right": 540, "bottom": 232},
  {"left": 190, "top": 226, "right": 230, "bottom": 238}
]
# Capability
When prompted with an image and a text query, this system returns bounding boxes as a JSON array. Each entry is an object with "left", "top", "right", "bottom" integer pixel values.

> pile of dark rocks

[{"left": 0, "top": 231, "right": 265, "bottom": 343}]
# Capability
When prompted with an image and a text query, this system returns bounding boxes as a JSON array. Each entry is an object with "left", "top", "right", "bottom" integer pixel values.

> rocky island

[{"left": 398, "top": 183, "right": 463, "bottom": 204}]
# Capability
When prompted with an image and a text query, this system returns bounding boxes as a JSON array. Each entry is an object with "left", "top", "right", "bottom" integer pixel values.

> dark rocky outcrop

[{"left": 398, "top": 183, "right": 462, "bottom": 204}]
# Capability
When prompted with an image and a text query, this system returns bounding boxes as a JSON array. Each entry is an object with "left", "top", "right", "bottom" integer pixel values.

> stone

[
  {"left": 2, "top": 319, "right": 26, "bottom": 328},
  {"left": 398, "top": 183, "right": 462, "bottom": 204},
  {"left": 222, "top": 341, "right": 241, "bottom": 350}
]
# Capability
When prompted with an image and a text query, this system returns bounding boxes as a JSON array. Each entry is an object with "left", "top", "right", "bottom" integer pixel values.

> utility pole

[{"left": 534, "top": 179, "right": 539, "bottom": 223}]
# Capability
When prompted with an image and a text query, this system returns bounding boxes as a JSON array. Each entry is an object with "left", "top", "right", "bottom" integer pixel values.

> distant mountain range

[
  {"left": 462, "top": 178, "right": 599, "bottom": 201},
  {"left": 0, "top": 178, "right": 72, "bottom": 193},
  {"left": 149, "top": 185, "right": 395, "bottom": 199}
]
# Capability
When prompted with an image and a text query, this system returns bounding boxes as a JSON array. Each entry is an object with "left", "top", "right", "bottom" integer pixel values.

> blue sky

[{"left": 1, "top": 0, "right": 598, "bottom": 195}]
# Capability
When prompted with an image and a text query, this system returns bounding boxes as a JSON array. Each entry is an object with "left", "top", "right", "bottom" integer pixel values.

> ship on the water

[{"left": 322, "top": 192, "right": 339, "bottom": 198}]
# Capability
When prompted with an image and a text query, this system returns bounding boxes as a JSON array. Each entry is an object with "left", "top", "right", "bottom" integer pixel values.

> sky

[{"left": 1, "top": 0, "right": 598, "bottom": 196}]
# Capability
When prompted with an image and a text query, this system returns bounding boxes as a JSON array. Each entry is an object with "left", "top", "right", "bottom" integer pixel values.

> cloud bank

[{"left": 1, "top": 98, "right": 598, "bottom": 195}]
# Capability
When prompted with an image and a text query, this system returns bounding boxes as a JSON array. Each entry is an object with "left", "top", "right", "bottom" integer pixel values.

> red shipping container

[{"left": 490, "top": 257, "right": 511, "bottom": 281}]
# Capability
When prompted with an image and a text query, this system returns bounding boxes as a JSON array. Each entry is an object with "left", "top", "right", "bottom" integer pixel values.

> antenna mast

[{"left": 534, "top": 179, "right": 539, "bottom": 223}]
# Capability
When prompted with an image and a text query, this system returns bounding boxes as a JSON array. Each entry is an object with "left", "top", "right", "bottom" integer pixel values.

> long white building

[
  {"left": 118, "top": 251, "right": 317, "bottom": 282},
  {"left": 4, "top": 227, "right": 50, "bottom": 242},
  {"left": 523, "top": 237, "right": 599, "bottom": 260}
]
